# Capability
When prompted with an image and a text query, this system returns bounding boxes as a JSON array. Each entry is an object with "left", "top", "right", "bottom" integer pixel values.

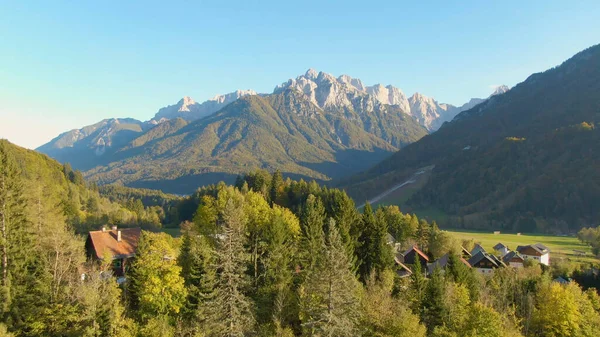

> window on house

[{"left": 113, "top": 259, "right": 122, "bottom": 269}]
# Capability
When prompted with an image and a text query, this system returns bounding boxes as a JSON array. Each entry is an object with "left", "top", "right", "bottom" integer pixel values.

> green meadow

[{"left": 447, "top": 230, "right": 598, "bottom": 263}]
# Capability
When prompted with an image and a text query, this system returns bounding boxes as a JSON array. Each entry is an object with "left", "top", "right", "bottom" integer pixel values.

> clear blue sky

[{"left": 1, "top": 1, "right": 598, "bottom": 149}]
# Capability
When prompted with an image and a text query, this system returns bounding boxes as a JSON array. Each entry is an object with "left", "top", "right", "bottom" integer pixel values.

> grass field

[
  {"left": 448, "top": 229, "right": 598, "bottom": 263},
  {"left": 161, "top": 227, "right": 182, "bottom": 237}
]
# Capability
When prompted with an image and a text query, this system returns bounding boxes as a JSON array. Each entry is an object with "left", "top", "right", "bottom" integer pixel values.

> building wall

[
  {"left": 475, "top": 267, "right": 495, "bottom": 275},
  {"left": 522, "top": 254, "right": 550, "bottom": 266},
  {"left": 509, "top": 261, "right": 524, "bottom": 268}
]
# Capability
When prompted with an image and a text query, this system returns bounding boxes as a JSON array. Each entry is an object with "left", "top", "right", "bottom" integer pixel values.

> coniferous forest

[{"left": 2, "top": 139, "right": 600, "bottom": 337}]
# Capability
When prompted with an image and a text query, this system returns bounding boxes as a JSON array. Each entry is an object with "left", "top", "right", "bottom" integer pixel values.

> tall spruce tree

[
  {"left": 409, "top": 253, "right": 427, "bottom": 316},
  {"left": 423, "top": 266, "right": 446, "bottom": 333},
  {"left": 357, "top": 203, "right": 393, "bottom": 282},
  {"left": 323, "top": 190, "right": 359, "bottom": 261},
  {"left": 300, "top": 219, "right": 361, "bottom": 336},
  {"left": 299, "top": 194, "right": 326, "bottom": 271},
  {"left": 269, "top": 170, "right": 284, "bottom": 206},
  {"left": 205, "top": 198, "right": 255, "bottom": 336},
  {"left": 178, "top": 222, "right": 216, "bottom": 328},
  {"left": 0, "top": 141, "right": 47, "bottom": 330}
]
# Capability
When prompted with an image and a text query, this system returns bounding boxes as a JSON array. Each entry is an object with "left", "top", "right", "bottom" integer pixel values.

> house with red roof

[{"left": 85, "top": 226, "right": 142, "bottom": 276}]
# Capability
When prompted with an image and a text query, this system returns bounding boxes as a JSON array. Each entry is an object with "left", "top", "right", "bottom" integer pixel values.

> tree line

[{"left": 2, "top": 142, "right": 600, "bottom": 336}]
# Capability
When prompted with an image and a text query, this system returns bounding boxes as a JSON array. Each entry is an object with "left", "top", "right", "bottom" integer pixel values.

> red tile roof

[
  {"left": 87, "top": 228, "right": 142, "bottom": 259},
  {"left": 404, "top": 246, "right": 430, "bottom": 262}
]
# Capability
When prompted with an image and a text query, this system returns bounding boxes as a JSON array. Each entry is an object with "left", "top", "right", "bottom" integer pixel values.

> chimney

[
  {"left": 111, "top": 225, "right": 118, "bottom": 231},
  {"left": 117, "top": 230, "right": 122, "bottom": 242}
]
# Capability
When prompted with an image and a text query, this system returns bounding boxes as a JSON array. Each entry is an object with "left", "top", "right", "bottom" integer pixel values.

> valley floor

[{"left": 448, "top": 230, "right": 598, "bottom": 264}]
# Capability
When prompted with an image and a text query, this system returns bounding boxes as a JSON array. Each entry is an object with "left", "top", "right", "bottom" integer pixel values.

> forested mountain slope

[
  {"left": 81, "top": 89, "right": 427, "bottom": 194},
  {"left": 343, "top": 44, "right": 600, "bottom": 233},
  {"left": 1, "top": 139, "right": 166, "bottom": 233}
]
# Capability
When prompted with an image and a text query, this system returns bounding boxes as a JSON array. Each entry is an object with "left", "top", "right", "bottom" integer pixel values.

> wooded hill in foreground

[
  {"left": 343, "top": 44, "right": 600, "bottom": 234},
  {"left": 2, "top": 145, "right": 600, "bottom": 336}
]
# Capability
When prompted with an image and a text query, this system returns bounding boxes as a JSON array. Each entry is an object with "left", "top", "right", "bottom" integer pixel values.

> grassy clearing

[
  {"left": 447, "top": 229, "right": 598, "bottom": 264},
  {"left": 161, "top": 227, "right": 181, "bottom": 237}
]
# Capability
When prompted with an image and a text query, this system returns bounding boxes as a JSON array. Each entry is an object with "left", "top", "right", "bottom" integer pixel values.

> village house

[
  {"left": 502, "top": 251, "right": 525, "bottom": 268},
  {"left": 401, "top": 246, "right": 429, "bottom": 271},
  {"left": 516, "top": 243, "right": 550, "bottom": 266},
  {"left": 461, "top": 246, "right": 472, "bottom": 259},
  {"left": 468, "top": 251, "right": 505, "bottom": 275},
  {"left": 427, "top": 253, "right": 471, "bottom": 275},
  {"left": 85, "top": 226, "right": 142, "bottom": 277},
  {"left": 493, "top": 242, "right": 509, "bottom": 256},
  {"left": 470, "top": 243, "right": 486, "bottom": 256},
  {"left": 394, "top": 257, "right": 413, "bottom": 278}
]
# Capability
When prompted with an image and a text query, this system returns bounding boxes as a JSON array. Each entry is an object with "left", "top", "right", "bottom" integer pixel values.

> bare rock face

[
  {"left": 153, "top": 89, "right": 257, "bottom": 122},
  {"left": 276, "top": 69, "right": 510, "bottom": 131},
  {"left": 366, "top": 84, "right": 411, "bottom": 115}
]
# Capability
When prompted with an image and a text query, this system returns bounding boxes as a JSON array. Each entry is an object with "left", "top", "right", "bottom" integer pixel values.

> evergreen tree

[
  {"left": 447, "top": 252, "right": 479, "bottom": 301},
  {"left": 255, "top": 211, "right": 297, "bottom": 331},
  {"left": 76, "top": 269, "right": 134, "bottom": 337},
  {"left": 300, "top": 220, "right": 361, "bottom": 336},
  {"left": 409, "top": 253, "right": 427, "bottom": 315},
  {"left": 178, "top": 222, "right": 216, "bottom": 327},
  {"left": 0, "top": 141, "right": 48, "bottom": 332},
  {"left": 357, "top": 203, "right": 393, "bottom": 282},
  {"left": 205, "top": 198, "right": 255, "bottom": 336},
  {"left": 299, "top": 194, "right": 326, "bottom": 270},
  {"left": 323, "top": 190, "right": 359, "bottom": 259},
  {"left": 269, "top": 170, "right": 284, "bottom": 206},
  {"left": 423, "top": 267, "right": 446, "bottom": 332},
  {"left": 415, "top": 219, "right": 430, "bottom": 250}
]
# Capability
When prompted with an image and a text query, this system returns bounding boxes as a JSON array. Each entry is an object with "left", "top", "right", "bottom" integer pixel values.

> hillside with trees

[
  {"left": 342, "top": 44, "right": 600, "bottom": 233},
  {"left": 2, "top": 143, "right": 600, "bottom": 335},
  {"left": 39, "top": 88, "right": 428, "bottom": 194}
]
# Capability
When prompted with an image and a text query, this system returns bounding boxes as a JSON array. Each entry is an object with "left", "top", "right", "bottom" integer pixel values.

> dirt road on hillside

[{"left": 357, "top": 166, "right": 434, "bottom": 208}]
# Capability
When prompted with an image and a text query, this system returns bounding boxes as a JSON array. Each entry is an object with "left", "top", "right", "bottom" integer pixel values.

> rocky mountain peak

[
  {"left": 154, "top": 90, "right": 256, "bottom": 122},
  {"left": 177, "top": 96, "right": 197, "bottom": 112},
  {"left": 491, "top": 85, "right": 510, "bottom": 96},
  {"left": 305, "top": 68, "right": 319, "bottom": 79}
]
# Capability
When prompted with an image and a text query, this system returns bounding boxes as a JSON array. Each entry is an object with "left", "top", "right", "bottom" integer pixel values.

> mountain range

[
  {"left": 342, "top": 44, "right": 600, "bottom": 233},
  {"left": 37, "top": 70, "right": 503, "bottom": 193}
]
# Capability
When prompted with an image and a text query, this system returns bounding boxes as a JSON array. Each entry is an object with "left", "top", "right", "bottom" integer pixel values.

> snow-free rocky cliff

[
  {"left": 153, "top": 89, "right": 257, "bottom": 122},
  {"left": 274, "top": 69, "right": 508, "bottom": 131}
]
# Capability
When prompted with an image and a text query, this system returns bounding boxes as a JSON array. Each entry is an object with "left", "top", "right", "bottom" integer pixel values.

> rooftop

[{"left": 87, "top": 227, "right": 142, "bottom": 260}]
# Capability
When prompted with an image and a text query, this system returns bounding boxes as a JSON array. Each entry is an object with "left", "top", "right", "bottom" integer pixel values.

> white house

[{"left": 516, "top": 243, "right": 550, "bottom": 266}]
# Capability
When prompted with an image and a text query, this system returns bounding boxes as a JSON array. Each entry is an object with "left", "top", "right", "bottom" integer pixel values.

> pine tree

[
  {"left": 255, "top": 211, "right": 297, "bottom": 330},
  {"left": 409, "top": 253, "right": 427, "bottom": 315},
  {"left": 357, "top": 203, "right": 393, "bottom": 282},
  {"left": 0, "top": 141, "right": 47, "bottom": 329},
  {"left": 323, "top": 190, "right": 359, "bottom": 261},
  {"left": 447, "top": 252, "right": 479, "bottom": 301},
  {"left": 269, "top": 170, "right": 284, "bottom": 206},
  {"left": 205, "top": 198, "right": 255, "bottom": 336},
  {"left": 299, "top": 194, "right": 326, "bottom": 271},
  {"left": 423, "top": 267, "right": 446, "bottom": 332},
  {"left": 178, "top": 223, "right": 216, "bottom": 327},
  {"left": 300, "top": 220, "right": 361, "bottom": 336},
  {"left": 416, "top": 219, "right": 430, "bottom": 250}
]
